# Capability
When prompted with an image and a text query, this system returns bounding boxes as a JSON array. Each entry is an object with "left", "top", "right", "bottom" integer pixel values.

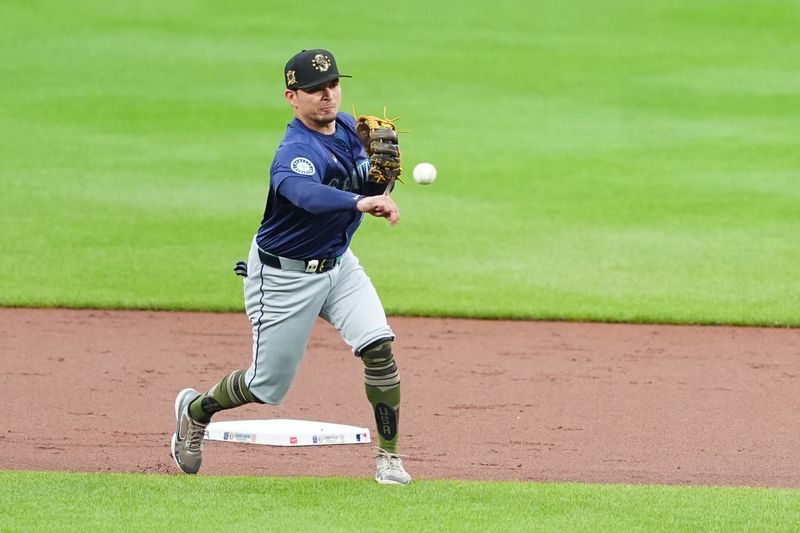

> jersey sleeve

[
  {"left": 271, "top": 143, "right": 362, "bottom": 214},
  {"left": 270, "top": 143, "right": 324, "bottom": 191},
  {"left": 279, "top": 178, "right": 362, "bottom": 214}
]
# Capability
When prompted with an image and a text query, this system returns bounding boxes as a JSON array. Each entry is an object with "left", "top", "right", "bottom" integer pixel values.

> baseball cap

[{"left": 284, "top": 49, "right": 351, "bottom": 90}]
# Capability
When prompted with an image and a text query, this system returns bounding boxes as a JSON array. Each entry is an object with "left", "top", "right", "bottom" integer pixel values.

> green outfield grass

[
  {"left": 2, "top": 2, "right": 799, "bottom": 530},
  {"left": 1, "top": 471, "right": 798, "bottom": 533},
  {"left": 1, "top": 0, "right": 799, "bottom": 325}
]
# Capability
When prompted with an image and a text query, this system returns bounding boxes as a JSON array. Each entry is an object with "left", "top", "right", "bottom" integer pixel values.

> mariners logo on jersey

[
  {"left": 290, "top": 157, "right": 316, "bottom": 176},
  {"left": 326, "top": 159, "right": 370, "bottom": 193}
]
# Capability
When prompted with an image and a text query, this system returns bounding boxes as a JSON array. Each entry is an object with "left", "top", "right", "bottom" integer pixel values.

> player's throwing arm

[{"left": 357, "top": 195, "right": 400, "bottom": 225}]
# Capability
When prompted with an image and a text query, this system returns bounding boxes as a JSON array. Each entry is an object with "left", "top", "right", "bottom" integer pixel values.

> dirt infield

[{"left": 1, "top": 308, "right": 798, "bottom": 487}]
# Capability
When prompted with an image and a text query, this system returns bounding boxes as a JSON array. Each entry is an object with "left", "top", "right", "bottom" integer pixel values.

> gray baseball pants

[{"left": 243, "top": 238, "right": 394, "bottom": 404}]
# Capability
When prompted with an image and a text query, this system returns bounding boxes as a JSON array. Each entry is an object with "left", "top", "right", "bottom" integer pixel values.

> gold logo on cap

[
  {"left": 286, "top": 69, "right": 297, "bottom": 86},
  {"left": 312, "top": 54, "right": 331, "bottom": 72}
]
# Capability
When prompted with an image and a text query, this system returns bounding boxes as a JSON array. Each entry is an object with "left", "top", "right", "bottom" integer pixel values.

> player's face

[{"left": 285, "top": 79, "right": 341, "bottom": 132}]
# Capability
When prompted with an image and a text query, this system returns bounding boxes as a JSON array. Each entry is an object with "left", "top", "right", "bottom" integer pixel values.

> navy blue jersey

[{"left": 256, "top": 113, "right": 371, "bottom": 259}]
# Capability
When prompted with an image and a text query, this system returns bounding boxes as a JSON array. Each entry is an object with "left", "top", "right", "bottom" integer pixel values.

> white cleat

[{"left": 375, "top": 447, "right": 411, "bottom": 485}]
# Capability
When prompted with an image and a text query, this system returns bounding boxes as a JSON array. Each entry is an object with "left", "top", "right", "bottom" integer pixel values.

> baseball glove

[{"left": 355, "top": 115, "right": 402, "bottom": 196}]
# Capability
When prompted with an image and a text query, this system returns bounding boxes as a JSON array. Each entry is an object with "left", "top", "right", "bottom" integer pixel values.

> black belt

[{"left": 258, "top": 248, "right": 341, "bottom": 274}]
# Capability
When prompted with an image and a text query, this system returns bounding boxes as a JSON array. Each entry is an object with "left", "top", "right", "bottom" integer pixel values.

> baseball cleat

[
  {"left": 375, "top": 447, "right": 411, "bottom": 485},
  {"left": 170, "top": 388, "right": 207, "bottom": 475}
]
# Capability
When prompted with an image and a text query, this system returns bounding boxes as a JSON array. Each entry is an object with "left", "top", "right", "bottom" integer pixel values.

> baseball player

[{"left": 171, "top": 49, "right": 411, "bottom": 485}]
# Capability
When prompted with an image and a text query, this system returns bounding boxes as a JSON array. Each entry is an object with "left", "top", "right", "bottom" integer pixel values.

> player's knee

[
  {"left": 359, "top": 338, "right": 399, "bottom": 387},
  {"left": 358, "top": 338, "right": 393, "bottom": 363}
]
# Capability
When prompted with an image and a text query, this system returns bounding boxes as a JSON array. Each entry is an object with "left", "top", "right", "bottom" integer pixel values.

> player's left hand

[
  {"left": 234, "top": 260, "right": 248, "bottom": 277},
  {"left": 355, "top": 115, "right": 402, "bottom": 196}
]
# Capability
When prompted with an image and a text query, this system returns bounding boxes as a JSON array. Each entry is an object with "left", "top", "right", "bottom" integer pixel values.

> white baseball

[{"left": 412, "top": 162, "right": 437, "bottom": 185}]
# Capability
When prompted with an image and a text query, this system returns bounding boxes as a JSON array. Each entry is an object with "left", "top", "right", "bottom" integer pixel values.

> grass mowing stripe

[
  {"left": 1, "top": 0, "right": 799, "bottom": 325},
  {"left": 1, "top": 471, "right": 798, "bottom": 532}
]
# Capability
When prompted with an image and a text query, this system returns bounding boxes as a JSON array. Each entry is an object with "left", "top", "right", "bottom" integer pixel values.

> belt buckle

[{"left": 305, "top": 259, "right": 319, "bottom": 273}]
